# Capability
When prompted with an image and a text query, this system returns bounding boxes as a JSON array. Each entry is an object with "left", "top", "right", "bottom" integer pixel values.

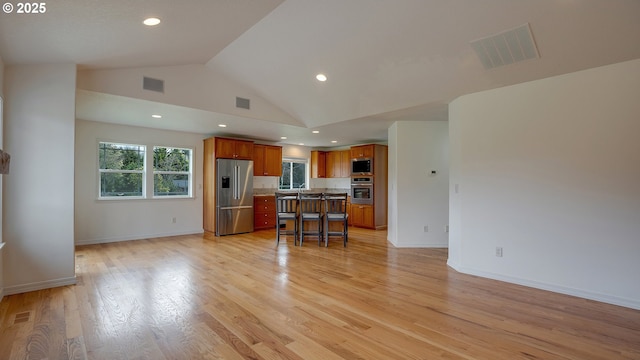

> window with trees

[
  {"left": 153, "top": 146, "right": 192, "bottom": 197},
  {"left": 99, "top": 142, "right": 145, "bottom": 198},
  {"left": 279, "top": 158, "right": 307, "bottom": 190}
]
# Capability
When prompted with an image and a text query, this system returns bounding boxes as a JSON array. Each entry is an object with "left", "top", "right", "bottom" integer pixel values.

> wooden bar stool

[
  {"left": 323, "top": 193, "right": 349, "bottom": 247},
  {"left": 275, "top": 192, "right": 299, "bottom": 246},
  {"left": 298, "top": 193, "right": 324, "bottom": 246}
]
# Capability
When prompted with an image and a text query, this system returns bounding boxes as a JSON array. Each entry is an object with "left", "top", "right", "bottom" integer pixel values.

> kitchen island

[{"left": 253, "top": 189, "right": 352, "bottom": 232}]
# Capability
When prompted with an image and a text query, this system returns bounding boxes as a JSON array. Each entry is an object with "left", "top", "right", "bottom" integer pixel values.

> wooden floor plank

[{"left": 0, "top": 228, "right": 638, "bottom": 359}]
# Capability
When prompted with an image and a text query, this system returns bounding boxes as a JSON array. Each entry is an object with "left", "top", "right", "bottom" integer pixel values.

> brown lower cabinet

[
  {"left": 254, "top": 195, "right": 276, "bottom": 230},
  {"left": 350, "top": 204, "right": 374, "bottom": 228}
]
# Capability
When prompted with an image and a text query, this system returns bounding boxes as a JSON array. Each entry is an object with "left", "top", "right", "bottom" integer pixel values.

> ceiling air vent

[
  {"left": 470, "top": 23, "right": 539, "bottom": 70},
  {"left": 143, "top": 76, "right": 164, "bottom": 93},
  {"left": 236, "top": 96, "right": 250, "bottom": 110}
]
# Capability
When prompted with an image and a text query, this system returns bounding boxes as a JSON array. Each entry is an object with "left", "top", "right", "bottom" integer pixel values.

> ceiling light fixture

[
  {"left": 218, "top": 124, "right": 227, "bottom": 128},
  {"left": 316, "top": 73, "right": 327, "bottom": 82},
  {"left": 151, "top": 114, "right": 162, "bottom": 119},
  {"left": 280, "top": 136, "right": 287, "bottom": 140},
  {"left": 331, "top": 140, "right": 338, "bottom": 143},
  {"left": 312, "top": 130, "right": 320, "bottom": 134},
  {"left": 143, "top": 17, "right": 161, "bottom": 26},
  {"left": 299, "top": 143, "right": 305, "bottom": 146}
]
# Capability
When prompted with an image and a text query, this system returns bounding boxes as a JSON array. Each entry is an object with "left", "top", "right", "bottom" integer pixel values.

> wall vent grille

[
  {"left": 143, "top": 76, "right": 164, "bottom": 93},
  {"left": 236, "top": 97, "right": 250, "bottom": 110},
  {"left": 470, "top": 23, "right": 539, "bottom": 70}
]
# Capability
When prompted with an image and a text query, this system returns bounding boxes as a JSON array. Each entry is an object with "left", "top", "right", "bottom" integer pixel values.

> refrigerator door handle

[
  {"left": 219, "top": 205, "right": 253, "bottom": 210},
  {"left": 234, "top": 165, "right": 240, "bottom": 199}
]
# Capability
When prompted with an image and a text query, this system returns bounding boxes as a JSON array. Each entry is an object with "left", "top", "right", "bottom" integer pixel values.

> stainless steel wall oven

[{"left": 351, "top": 176, "right": 373, "bottom": 204}]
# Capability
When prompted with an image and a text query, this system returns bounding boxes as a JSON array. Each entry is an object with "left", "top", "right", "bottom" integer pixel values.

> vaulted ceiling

[{"left": 1, "top": 0, "right": 639, "bottom": 147}]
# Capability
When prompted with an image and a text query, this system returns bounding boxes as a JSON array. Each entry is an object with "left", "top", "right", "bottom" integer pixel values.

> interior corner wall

[
  {"left": 0, "top": 55, "right": 4, "bottom": 95},
  {"left": 3, "top": 64, "right": 77, "bottom": 294},
  {"left": 448, "top": 58, "right": 640, "bottom": 310},
  {"left": 74, "top": 120, "right": 204, "bottom": 245},
  {"left": 0, "top": 55, "right": 5, "bottom": 300},
  {"left": 388, "top": 121, "right": 449, "bottom": 247},
  {"left": 387, "top": 123, "right": 399, "bottom": 246}
]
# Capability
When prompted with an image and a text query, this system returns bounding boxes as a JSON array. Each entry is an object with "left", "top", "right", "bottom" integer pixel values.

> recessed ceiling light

[
  {"left": 281, "top": 136, "right": 287, "bottom": 140},
  {"left": 218, "top": 124, "right": 227, "bottom": 128},
  {"left": 298, "top": 143, "right": 305, "bottom": 146},
  {"left": 331, "top": 140, "right": 338, "bottom": 143},
  {"left": 316, "top": 73, "right": 327, "bottom": 82},
  {"left": 312, "top": 130, "right": 319, "bottom": 134},
  {"left": 151, "top": 114, "right": 162, "bottom": 119},
  {"left": 143, "top": 17, "right": 161, "bottom": 26}
]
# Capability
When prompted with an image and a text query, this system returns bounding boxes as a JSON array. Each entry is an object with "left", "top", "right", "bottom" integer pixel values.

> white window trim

[
  {"left": 280, "top": 157, "right": 309, "bottom": 190},
  {"left": 152, "top": 146, "right": 194, "bottom": 198},
  {"left": 98, "top": 142, "right": 146, "bottom": 200}
]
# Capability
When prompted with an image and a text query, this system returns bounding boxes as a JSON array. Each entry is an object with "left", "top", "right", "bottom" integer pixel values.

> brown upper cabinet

[
  {"left": 326, "top": 150, "right": 351, "bottom": 178},
  {"left": 310, "top": 150, "right": 326, "bottom": 178},
  {"left": 215, "top": 137, "right": 254, "bottom": 159},
  {"left": 341, "top": 150, "right": 351, "bottom": 177},
  {"left": 325, "top": 151, "right": 339, "bottom": 178},
  {"left": 253, "top": 144, "right": 282, "bottom": 176},
  {"left": 350, "top": 144, "right": 374, "bottom": 158}
]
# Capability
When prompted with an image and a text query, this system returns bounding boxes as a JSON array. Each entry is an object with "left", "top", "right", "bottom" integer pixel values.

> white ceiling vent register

[
  {"left": 143, "top": 76, "right": 164, "bottom": 93},
  {"left": 236, "top": 97, "right": 250, "bottom": 110},
  {"left": 470, "top": 23, "right": 539, "bottom": 70}
]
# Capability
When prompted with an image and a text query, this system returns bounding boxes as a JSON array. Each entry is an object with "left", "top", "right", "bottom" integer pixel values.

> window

[
  {"left": 279, "top": 158, "right": 307, "bottom": 190},
  {"left": 153, "top": 146, "right": 192, "bottom": 197},
  {"left": 99, "top": 142, "right": 145, "bottom": 198}
]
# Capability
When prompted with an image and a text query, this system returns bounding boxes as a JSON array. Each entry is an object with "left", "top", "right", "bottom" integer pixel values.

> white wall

[
  {"left": 75, "top": 120, "right": 205, "bottom": 245},
  {"left": 388, "top": 124, "right": 398, "bottom": 244},
  {"left": 3, "top": 64, "right": 77, "bottom": 294},
  {"left": 77, "top": 65, "right": 301, "bottom": 126},
  {"left": 449, "top": 59, "right": 640, "bottom": 310},
  {"left": 388, "top": 121, "right": 449, "bottom": 247},
  {"left": 0, "top": 55, "right": 4, "bottom": 95},
  {"left": 0, "top": 55, "right": 4, "bottom": 300}
]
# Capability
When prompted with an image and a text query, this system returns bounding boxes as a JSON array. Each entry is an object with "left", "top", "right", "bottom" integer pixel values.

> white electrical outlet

[
  {"left": 423, "top": 226, "right": 429, "bottom": 232},
  {"left": 445, "top": 225, "right": 449, "bottom": 233},
  {"left": 172, "top": 217, "right": 177, "bottom": 224},
  {"left": 495, "top": 247, "right": 503, "bottom": 257}
]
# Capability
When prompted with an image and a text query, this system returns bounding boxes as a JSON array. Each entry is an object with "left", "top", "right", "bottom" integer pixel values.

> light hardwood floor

[{"left": 1, "top": 228, "right": 639, "bottom": 359}]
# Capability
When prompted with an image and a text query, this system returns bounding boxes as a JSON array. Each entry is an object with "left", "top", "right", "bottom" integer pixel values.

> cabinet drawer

[
  {"left": 254, "top": 213, "right": 276, "bottom": 229},
  {"left": 254, "top": 197, "right": 275, "bottom": 205},
  {"left": 254, "top": 212, "right": 276, "bottom": 220},
  {"left": 255, "top": 203, "right": 275, "bottom": 212}
]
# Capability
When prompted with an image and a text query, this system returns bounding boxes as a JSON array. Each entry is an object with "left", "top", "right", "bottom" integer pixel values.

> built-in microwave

[
  {"left": 351, "top": 158, "right": 372, "bottom": 175},
  {"left": 351, "top": 176, "right": 373, "bottom": 204}
]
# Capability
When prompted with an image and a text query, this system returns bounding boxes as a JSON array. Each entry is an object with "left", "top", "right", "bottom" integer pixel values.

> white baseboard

[
  {"left": 389, "top": 241, "right": 449, "bottom": 248},
  {"left": 4, "top": 276, "right": 77, "bottom": 296},
  {"left": 75, "top": 229, "right": 204, "bottom": 246},
  {"left": 448, "top": 263, "right": 640, "bottom": 311},
  {"left": 0, "top": 242, "right": 4, "bottom": 302}
]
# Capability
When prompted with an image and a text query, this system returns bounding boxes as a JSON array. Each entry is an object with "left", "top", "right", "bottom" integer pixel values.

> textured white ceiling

[{"left": 2, "top": 0, "right": 640, "bottom": 146}]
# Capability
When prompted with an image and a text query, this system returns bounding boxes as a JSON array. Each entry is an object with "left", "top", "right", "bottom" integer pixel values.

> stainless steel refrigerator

[{"left": 216, "top": 159, "right": 254, "bottom": 236}]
